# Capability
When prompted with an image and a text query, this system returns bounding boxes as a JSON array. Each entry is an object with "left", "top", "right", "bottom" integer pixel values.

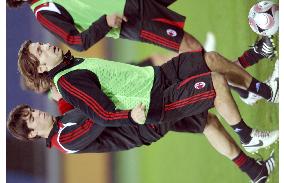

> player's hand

[
  {"left": 50, "top": 85, "right": 62, "bottom": 102},
  {"left": 106, "top": 14, "right": 127, "bottom": 28},
  {"left": 131, "top": 103, "right": 146, "bottom": 124}
]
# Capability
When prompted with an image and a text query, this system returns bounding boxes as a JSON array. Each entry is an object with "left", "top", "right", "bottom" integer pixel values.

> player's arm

[
  {"left": 35, "top": 4, "right": 112, "bottom": 51},
  {"left": 56, "top": 70, "right": 140, "bottom": 127},
  {"left": 49, "top": 87, "right": 104, "bottom": 153},
  {"left": 51, "top": 117, "right": 105, "bottom": 153}
]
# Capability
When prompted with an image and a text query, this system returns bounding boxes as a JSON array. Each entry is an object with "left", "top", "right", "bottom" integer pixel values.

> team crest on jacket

[
  {"left": 194, "top": 82, "right": 206, "bottom": 89},
  {"left": 166, "top": 29, "right": 177, "bottom": 37}
]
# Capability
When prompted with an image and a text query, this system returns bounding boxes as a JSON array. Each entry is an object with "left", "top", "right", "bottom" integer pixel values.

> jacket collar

[
  {"left": 46, "top": 116, "right": 62, "bottom": 148},
  {"left": 47, "top": 50, "right": 83, "bottom": 79},
  {"left": 30, "top": 0, "right": 39, "bottom": 5}
]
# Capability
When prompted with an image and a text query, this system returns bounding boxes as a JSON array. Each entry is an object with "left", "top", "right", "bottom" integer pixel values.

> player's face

[
  {"left": 25, "top": 108, "right": 54, "bottom": 138},
  {"left": 28, "top": 42, "right": 63, "bottom": 73}
]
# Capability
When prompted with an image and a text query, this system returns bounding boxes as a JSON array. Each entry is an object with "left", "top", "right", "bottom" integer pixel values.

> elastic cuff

[
  {"left": 238, "top": 56, "right": 250, "bottom": 68},
  {"left": 101, "top": 14, "right": 112, "bottom": 31}
]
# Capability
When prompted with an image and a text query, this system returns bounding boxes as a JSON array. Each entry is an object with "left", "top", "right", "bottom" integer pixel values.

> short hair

[
  {"left": 6, "top": 0, "right": 30, "bottom": 8},
  {"left": 18, "top": 40, "right": 51, "bottom": 92},
  {"left": 7, "top": 104, "right": 40, "bottom": 141}
]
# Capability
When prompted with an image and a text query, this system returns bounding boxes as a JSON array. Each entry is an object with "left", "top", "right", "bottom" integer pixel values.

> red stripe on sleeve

[
  {"left": 60, "top": 77, "right": 129, "bottom": 119},
  {"left": 59, "top": 77, "right": 129, "bottom": 120},
  {"left": 59, "top": 119, "right": 93, "bottom": 144},
  {"left": 37, "top": 12, "right": 82, "bottom": 45}
]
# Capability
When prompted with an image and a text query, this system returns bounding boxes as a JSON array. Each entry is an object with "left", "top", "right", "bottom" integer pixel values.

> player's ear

[{"left": 28, "top": 130, "right": 37, "bottom": 139}]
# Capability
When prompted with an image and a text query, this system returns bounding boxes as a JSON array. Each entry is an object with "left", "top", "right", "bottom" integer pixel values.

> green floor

[{"left": 112, "top": 1, "right": 279, "bottom": 182}]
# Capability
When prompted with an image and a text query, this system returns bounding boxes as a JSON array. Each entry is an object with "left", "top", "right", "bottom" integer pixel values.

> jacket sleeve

[
  {"left": 35, "top": 4, "right": 112, "bottom": 51},
  {"left": 53, "top": 119, "right": 104, "bottom": 153},
  {"left": 56, "top": 70, "right": 137, "bottom": 127}
]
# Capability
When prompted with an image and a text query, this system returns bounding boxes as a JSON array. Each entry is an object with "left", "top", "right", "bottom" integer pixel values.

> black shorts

[
  {"left": 160, "top": 51, "right": 216, "bottom": 123},
  {"left": 157, "top": 112, "right": 209, "bottom": 134},
  {"left": 121, "top": 0, "right": 185, "bottom": 52}
]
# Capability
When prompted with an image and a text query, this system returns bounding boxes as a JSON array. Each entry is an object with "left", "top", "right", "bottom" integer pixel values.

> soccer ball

[{"left": 248, "top": 1, "right": 279, "bottom": 36}]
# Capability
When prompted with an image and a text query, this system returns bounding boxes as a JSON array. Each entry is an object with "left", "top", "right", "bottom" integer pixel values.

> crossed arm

[
  {"left": 54, "top": 70, "right": 146, "bottom": 127},
  {"left": 36, "top": 3, "right": 127, "bottom": 51}
]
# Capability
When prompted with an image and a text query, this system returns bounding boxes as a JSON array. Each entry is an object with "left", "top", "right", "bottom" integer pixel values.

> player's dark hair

[
  {"left": 6, "top": 0, "right": 30, "bottom": 8},
  {"left": 7, "top": 104, "right": 40, "bottom": 141},
  {"left": 18, "top": 40, "right": 52, "bottom": 93}
]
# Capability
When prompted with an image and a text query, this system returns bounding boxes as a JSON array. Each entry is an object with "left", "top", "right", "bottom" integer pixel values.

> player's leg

[
  {"left": 237, "top": 58, "right": 279, "bottom": 105},
  {"left": 121, "top": 0, "right": 203, "bottom": 53},
  {"left": 179, "top": 32, "right": 203, "bottom": 52},
  {"left": 204, "top": 113, "right": 239, "bottom": 159},
  {"left": 235, "top": 36, "right": 276, "bottom": 68},
  {"left": 211, "top": 72, "right": 278, "bottom": 153},
  {"left": 137, "top": 40, "right": 270, "bottom": 105},
  {"left": 229, "top": 36, "right": 277, "bottom": 104},
  {"left": 167, "top": 114, "right": 276, "bottom": 182},
  {"left": 211, "top": 72, "right": 241, "bottom": 124},
  {"left": 211, "top": 72, "right": 253, "bottom": 146},
  {"left": 204, "top": 51, "right": 278, "bottom": 102},
  {"left": 180, "top": 33, "right": 277, "bottom": 104},
  {"left": 137, "top": 32, "right": 278, "bottom": 104},
  {"left": 160, "top": 52, "right": 278, "bottom": 152},
  {"left": 168, "top": 113, "right": 240, "bottom": 159},
  {"left": 203, "top": 113, "right": 275, "bottom": 182},
  {"left": 136, "top": 48, "right": 277, "bottom": 106}
]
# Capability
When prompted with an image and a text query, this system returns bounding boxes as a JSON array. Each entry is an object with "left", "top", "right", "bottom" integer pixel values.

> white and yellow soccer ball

[{"left": 248, "top": 1, "right": 279, "bottom": 36}]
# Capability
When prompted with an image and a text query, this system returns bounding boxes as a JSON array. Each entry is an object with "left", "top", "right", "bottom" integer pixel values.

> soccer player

[
  {"left": 134, "top": 36, "right": 279, "bottom": 106},
  {"left": 7, "top": 0, "right": 202, "bottom": 52},
  {"left": 238, "top": 58, "right": 279, "bottom": 105},
  {"left": 7, "top": 0, "right": 279, "bottom": 104},
  {"left": 6, "top": 0, "right": 277, "bottom": 64},
  {"left": 17, "top": 41, "right": 278, "bottom": 153},
  {"left": 7, "top": 102, "right": 276, "bottom": 183}
]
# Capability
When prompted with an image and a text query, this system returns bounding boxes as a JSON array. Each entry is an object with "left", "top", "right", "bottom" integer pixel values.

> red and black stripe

[
  {"left": 59, "top": 119, "right": 93, "bottom": 144},
  {"left": 233, "top": 152, "right": 248, "bottom": 167},
  {"left": 37, "top": 12, "right": 82, "bottom": 45},
  {"left": 152, "top": 18, "right": 184, "bottom": 29},
  {"left": 140, "top": 30, "right": 180, "bottom": 51},
  {"left": 58, "top": 77, "right": 129, "bottom": 121},
  {"left": 238, "top": 51, "right": 251, "bottom": 68},
  {"left": 164, "top": 90, "right": 216, "bottom": 111}
]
